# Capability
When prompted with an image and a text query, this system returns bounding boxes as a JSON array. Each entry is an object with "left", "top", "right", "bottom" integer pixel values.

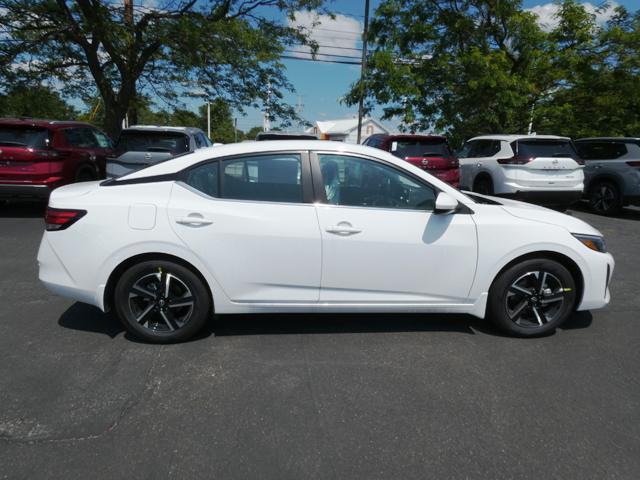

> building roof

[{"left": 312, "top": 117, "right": 390, "bottom": 135}]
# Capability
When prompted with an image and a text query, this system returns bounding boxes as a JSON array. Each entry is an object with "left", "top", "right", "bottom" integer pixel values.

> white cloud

[
  {"left": 528, "top": 1, "right": 619, "bottom": 32},
  {"left": 288, "top": 11, "right": 362, "bottom": 62}
]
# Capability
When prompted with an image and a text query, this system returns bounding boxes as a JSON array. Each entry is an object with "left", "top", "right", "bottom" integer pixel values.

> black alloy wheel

[
  {"left": 488, "top": 258, "right": 577, "bottom": 337},
  {"left": 588, "top": 181, "right": 622, "bottom": 216},
  {"left": 114, "top": 260, "right": 211, "bottom": 343}
]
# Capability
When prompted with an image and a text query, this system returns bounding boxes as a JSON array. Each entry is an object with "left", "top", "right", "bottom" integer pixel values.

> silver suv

[
  {"left": 575, "top": 138, "right": 640, "bottom": 215},
  {"left": 106, "top": 125, "right": 211, "bottom": 177}
]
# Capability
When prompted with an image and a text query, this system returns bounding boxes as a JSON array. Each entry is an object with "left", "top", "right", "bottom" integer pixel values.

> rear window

[
  {"left": 513, "top": 140, "right": 577, "bottom": 159},
  {"left": 390, "top": 139, "right": 450, "bottom": 158},
  {"left": 115, "top": 131, "right": 190, "bottom": 155},
  {"left": 0, "top": 126, "right": 50, "bottom": 149}
]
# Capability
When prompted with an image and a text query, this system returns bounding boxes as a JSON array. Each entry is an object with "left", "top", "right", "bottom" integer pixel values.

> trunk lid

[
  {"left": 0, "top": 124, "right": 54, "bottom": 182},
  {"left": 512, "top": 139, "right": 584, "bottom": 188}
]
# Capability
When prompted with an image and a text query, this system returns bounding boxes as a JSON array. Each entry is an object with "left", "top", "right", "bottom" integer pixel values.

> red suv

[
  {"left": 363, "top": 134, "right": 460, "bottom": 188},
  {"left": 0, "top": 118, "right": 112, "bottom": 200}
]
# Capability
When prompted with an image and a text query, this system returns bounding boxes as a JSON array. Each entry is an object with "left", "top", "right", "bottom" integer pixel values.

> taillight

[
  {"left": 449, "top": 157, "right": 459, "bottom": 168},
  {"left": 574, "top": 156, "right": 585, "bottom": 165},
  {"left": 45, "top": 207, "right": 86, "bottom": 231},
  {"left": 497, "top": 156, "right": 533, "bottom": 165},
  {"left": 627, "top": 161, "right": 640, "bottom": 168}
]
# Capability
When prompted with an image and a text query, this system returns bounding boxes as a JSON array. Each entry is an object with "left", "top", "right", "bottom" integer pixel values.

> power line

[
  {"left": 284, "top": 50, "right": 363, "bottom": 60},
  {"left": 280, "top": 55, "right": 361, "bottom": 65}
]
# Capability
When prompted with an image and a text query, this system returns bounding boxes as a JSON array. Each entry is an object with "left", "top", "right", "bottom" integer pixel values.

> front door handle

[
  {"left": 176, "top": 216, "right": 213, "bottom": 226},
  {"left": 326, "top": 223, "right": 362, "bottom": 236}
]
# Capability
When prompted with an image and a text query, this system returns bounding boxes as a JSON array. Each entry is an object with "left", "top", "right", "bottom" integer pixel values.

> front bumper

[{"left": 577, "top": 251, "right": 614, "bottom": 311}]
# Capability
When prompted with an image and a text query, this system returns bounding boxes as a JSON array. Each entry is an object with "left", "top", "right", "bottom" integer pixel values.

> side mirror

[{"left": 434, "top": 192, "right": 458, "bottom": 214}]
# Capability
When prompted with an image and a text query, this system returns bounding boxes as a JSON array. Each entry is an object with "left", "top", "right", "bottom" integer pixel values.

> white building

[{"left": 307, "top": 117, "right": 390, "bottom": 144}]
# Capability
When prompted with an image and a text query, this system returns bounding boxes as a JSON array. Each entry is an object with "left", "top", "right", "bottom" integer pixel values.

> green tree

[
  {"left": 0, "top": 0, "right": 323, "bottom": 137},
  {"left": 345, "top": 0, "right": 552, "bottom": 146},
  {"left": 0, "top": 84, "right": 78, "bottom": 119},
  {"left": 533, "top": 2, "right": 640, "bottom": 137}
]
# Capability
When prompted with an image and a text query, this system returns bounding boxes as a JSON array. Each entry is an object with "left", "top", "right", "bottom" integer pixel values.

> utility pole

[
  {"left": 356, "top": 0, "right": 370, "bottom": 144},
  {"left": 207, "top": 101, "right": 211, "bottom": 139},
  {"left": 234, "top": 118, "right": 238, "bottom": 142}
]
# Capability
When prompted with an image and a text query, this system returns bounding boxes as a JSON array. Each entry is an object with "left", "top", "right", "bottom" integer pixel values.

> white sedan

[{"left": 38, "top": 141, "right": 614, "bottom": 343}]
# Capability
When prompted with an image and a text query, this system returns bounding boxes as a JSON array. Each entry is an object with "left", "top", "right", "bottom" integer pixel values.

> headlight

[{"left": 573, "top": 234, "right": 607, "bottom": 253}]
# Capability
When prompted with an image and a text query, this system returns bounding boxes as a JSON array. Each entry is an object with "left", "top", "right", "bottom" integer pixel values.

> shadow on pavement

[
  {"left": 0, "top": 200, "right": 46, "bottom": 218},
  {"left": 570, "top": 201, "right": 640, "bottom": 221},
  {"left": 58, "top": 303, "right": 593, "bottom": 341},
  {"left": 58, "top": 303, "right": 124, "bottom": 338}
]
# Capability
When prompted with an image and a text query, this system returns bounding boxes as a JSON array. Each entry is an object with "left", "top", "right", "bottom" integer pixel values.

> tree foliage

[
  {"left": 0, "top": 84, "right": 78, "bottom": 119},
  {"left": 346, "top": 0, "right": 640, "bottom": 145},
  {"left": 0, "top": 0, "right": 323, "bottom": 137}
]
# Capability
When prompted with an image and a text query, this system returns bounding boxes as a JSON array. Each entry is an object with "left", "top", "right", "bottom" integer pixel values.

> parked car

[
  {"left": 106, "top": 125, "right": 210, "bottom": 177},
  {"left": 363, "top": 134, "right": 459, "bottom": 187},
  {"left": 39, "top": 140, "right": 613, "bottom": 343},
  {"left": 574, "top": 137, "right": 640, "bottom": 215},
  {"left": 0, "top": 118, "right": 112, "bottom": 200},
  {"left": 458, "top": 135, "right": 584, "bottom": 208},
  {"left": 255, "top": 132, "right": 318, "bottom": 141}
]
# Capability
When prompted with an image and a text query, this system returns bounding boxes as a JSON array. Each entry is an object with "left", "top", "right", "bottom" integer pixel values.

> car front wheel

[
  {"left": 487, "top": 258, "right": 577, "bottom": 337},
  {"left": 114, "top": 260, "right": 212, "bottom": 343}
]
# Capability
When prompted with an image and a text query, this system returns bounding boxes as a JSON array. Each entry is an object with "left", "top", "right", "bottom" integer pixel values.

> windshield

[
  {"left": 514, "top": 140, "right": 578, "bottom": 159},
  {"left": 390, "top": 139, "right": 450, "bottom": 159},
  {"left": 0, "top": 126, "right": 50, "bottom": 148},
  {"left": 115, "top": 131, "right": 189, "bottom": 155}
]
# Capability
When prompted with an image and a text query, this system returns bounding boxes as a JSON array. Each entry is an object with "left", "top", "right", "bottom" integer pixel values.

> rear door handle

[
  {"left": 176, "top": 216, "right": 213, "bottom": 226},
  {"left": 326, "top": 225, "right": 362, "bottom": 235}
]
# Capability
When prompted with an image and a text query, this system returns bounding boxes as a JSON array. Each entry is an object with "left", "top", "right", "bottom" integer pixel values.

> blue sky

[{"left": 222, "top": 0, "right": 639, "bottom": 133}]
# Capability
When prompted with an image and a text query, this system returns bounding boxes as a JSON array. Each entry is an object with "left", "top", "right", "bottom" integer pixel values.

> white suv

[{"left": 458, "top": 135, "right": 584, "bottom": 207}]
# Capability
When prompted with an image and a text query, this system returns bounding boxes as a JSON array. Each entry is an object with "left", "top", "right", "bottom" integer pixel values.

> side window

[
  {"left": 185, "top": 162, "right": 219, "bottom": 197},
  {"left": 576, "top": 142, "right": 627, "bottom": 160},
  {"left": 194, "top": 133, "right": 209, "bottom": 149},
  {"left": 458, "top": 141, "right": 475, "bottom": 158},
  {"left": 221, "top": 153, "right": 302, "bottom": 203},
  {"left": 64, "top": 128, "right": 99, "bottom": 148},
  {"left": 473, "top": 140, "right": 500, "bottom": 157},
  {"left": 92, "top": 130, "right": 113, "bottom": 149},
  {"left": 318, "top": 154, "right": 436, "bottom": 211}
]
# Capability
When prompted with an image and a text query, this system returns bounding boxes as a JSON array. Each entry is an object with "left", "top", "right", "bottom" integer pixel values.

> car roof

[
  {"left": 0, "top": 118, "right": 95, "bottom": 129},
  {"left": 467, "top": 134, "right": 571, "bottom": 142},
  {"left": 575, "top": 137, "right": 640, "bottom": 142},
  {"left": 118, "top": 140, "right": 412, "bottom": 180},
  {"left": 123, "top": 125, "right": 203, "bottom": 135}
]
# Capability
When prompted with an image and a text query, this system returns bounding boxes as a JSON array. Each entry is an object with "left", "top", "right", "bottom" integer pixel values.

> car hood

[{"left": 474, "top": 194, "right": 603, "bottom": 237}]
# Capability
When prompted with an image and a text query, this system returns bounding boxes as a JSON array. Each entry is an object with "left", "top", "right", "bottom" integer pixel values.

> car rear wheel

[
  {"left": 473, "top": 176, "right": 494, "bottom": 195},
  {"left": 588, "top": 181, "right": 622, "bottom": 216},
  {"left": 487, "top": 258, "right": 577, "bottom": 337},
  {"left": 114, "top": 260, "right": 211, "bottom": 343}
]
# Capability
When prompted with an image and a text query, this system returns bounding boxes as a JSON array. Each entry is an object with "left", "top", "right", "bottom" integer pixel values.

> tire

[
  {"left": 473, "top": 176, "right": 494, "bottom": 195},
  {"left": 114, "top": 260, "right": 212, "bottom": 343},
  {"left": 75, "top": 165, "right": 97, "bottom": 182},
  {"left": 487, "top": 258, "right": 577, "bottom": 337},
  {"left": 588, "top": 180, "right": 622, "bottom": 216}
]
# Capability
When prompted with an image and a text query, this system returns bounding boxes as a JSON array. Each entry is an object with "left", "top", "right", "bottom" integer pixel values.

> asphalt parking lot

[{"left": 0, "top": 202, "right": 638, "bottom": 479}]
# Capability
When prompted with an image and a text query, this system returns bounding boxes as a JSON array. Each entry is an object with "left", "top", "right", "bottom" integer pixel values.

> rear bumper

[
  {"left": 499, "top": 190, "right": 583, "bottom": 207},
  {"left": 0, "top": 182, "right": 53, "bottom": 199}
]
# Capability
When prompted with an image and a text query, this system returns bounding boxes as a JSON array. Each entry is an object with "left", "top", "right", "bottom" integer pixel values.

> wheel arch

[
  {"left": 473, "top": 171, "right": 493, "bottom": 188},
  {"left": 489, "top": 250, "right": 584, "bottom": 309},
  {"left": 103, "top": 252, "right": 214, "bottom": 313},
  {"left": 585, "top": 173, "right": 623, "bottom": 195}
]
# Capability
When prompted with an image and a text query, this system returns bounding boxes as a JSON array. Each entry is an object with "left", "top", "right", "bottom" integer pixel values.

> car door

[
  {"left": 312, "top": 152, "right": 478, "bottom": 304},
  {"left": 167, "top": 151, "right": 322, "bottom": 303}
]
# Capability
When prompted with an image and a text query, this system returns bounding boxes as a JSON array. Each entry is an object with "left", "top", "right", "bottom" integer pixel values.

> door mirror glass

[{"left": 434, "top": 192, "right": 458, "bottom": 214}]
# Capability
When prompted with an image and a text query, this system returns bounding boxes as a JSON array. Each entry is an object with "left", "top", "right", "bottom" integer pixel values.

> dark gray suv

[
  {"left": 575, "top": 138, "right": 640, "bottom": 215},
  {"left": 106, "top": 126, "right": 211, "bottom": 177}
]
